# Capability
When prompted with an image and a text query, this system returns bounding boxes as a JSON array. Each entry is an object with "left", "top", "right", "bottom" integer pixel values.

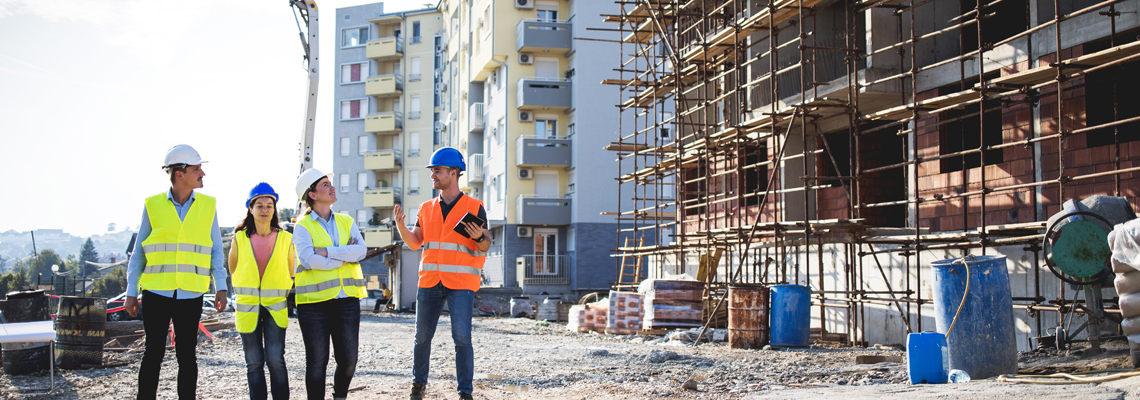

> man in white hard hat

[
  {"left": 292, "top": 168, "right": 367, "bottom": 400},
  {"left": 124, "top": 144, "right": 229, "bottom": 400}
]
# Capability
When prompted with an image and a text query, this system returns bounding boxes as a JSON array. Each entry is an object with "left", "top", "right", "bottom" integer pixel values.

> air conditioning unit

[
  {"left": 517, "top": 226, "right": 533, "bottom": 237},
  {"left": 518, "top": 168, "right": 533, "bottom": 179},
  {"left": 518, "top": 111, "right": 533, "bottom": 122},
  {"left": 515, "top": 0, "right": 535, "bottom": 9},
  {"left": 518, "top": 53, "right": 533, "bottom": 65}
]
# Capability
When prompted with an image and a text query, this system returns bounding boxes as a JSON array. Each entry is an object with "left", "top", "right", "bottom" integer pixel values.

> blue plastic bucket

[
  {"left": 907, "top": 331, "right": 949, "bottom": 384},
  {"left": 769, "top": 284, "right": 810, "bottom": 347},
  {"left": 930, "top": 255, "right": 1018, "bottom": 379}
]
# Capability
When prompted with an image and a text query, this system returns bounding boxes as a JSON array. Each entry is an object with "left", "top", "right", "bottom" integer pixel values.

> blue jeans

[
  {"left": 297, "top": 297, "right": 360, "bottom": 400},
  {"left": 413, "top": 283, "right": 475, "bottom": 395},
  {"left": 240, "top": 306, "right": 289, "bottom": 400}
]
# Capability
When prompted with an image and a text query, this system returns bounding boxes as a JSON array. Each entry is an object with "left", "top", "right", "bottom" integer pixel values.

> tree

[
  {"left": 79, "top": 238, "right": 100, "bottom": 278},
  {"left": 279, "top": 207, "right": 297, "bottom": 222},
  {"left": 32, "top": 249, "right": 65, "bottom": 284},
  {"left": 89, "top": 266, "right": 126, "bottom": 299},
  {"left": 0, "top": 266, "right": 31, "bottom": 298}
]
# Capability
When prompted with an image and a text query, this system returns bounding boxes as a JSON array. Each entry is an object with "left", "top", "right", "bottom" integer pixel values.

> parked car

[{"left": 106, "top": 292, "right": 142, "bottom": 322}]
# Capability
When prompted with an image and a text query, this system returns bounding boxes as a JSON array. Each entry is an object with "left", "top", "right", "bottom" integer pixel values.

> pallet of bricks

[
  {"left": 640, "top": 279, "right": 704, "bottom": 330},
  {"left": 605, "top": 291, "right": 644, "bottom": 334},
  {"left": 567, "top": 297, "right": 608, "bottom": 333}
]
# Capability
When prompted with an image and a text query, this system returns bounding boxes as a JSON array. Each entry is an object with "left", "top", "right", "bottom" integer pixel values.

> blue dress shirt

[{"left": 292, "top": 211, "right": 367, "bottom": 299}]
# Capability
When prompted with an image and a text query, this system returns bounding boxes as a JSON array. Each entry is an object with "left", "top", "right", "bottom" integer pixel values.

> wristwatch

[{"left": 474, "top": 234, "right": 486, "bottom": 243}]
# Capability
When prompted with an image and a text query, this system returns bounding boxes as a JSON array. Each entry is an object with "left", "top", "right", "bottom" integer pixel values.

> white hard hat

[
  {"left": 296, "top": 168, "right": 334, "bottom": 200},
  {"left": 163, "top": 144, "right": 206, "bottom": 168}
]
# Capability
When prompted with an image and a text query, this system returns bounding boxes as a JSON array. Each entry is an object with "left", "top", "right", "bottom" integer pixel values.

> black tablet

[{"left": 452, "top": 212, "right": 486, "bottom": 239}]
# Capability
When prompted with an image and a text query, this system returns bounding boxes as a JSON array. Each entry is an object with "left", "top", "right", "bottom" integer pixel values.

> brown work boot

[{"left": 409, "top": 383, "right": 426, "bottom": 400}]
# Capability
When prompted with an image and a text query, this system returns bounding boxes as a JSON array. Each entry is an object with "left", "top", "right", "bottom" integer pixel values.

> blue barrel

[
  {"left": 769, "top": 284, "right": 810, "bottom": 347},
  {"left": 907, "top": 331, "right": 949, "bottom": 384},
  {"left": 931, "top": 255, "right": 1018, "bottom": 379}
]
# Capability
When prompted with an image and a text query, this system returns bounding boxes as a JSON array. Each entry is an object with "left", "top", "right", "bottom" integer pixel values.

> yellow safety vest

[
  {"left": 139, "top": 192, "right": 215, "bottom": 293},
  {"left": 232, "top": 230, "right": 293, "bottom": 333},
  {"left": 294, "top": 213, "right": 366, "bottom": 304}
]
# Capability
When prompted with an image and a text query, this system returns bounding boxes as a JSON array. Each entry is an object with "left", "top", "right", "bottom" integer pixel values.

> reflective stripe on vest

[
  {"left": 232, "top": 230, "right": 294, "bottom": 333},
  {"left": 417, "top": 195, "right": 486, "bottom": 291},
  {"left": 142, "top": 243, "right": 212, "bottom": 255},
  {"left": 424, "top": 241, "right": 487, "bottom": 257},
  {"left": 139, "top": 192, "right": 215, "bottom": 293},
  {"left": 293, "top": 213, "right": 366, "bottom": 304}
]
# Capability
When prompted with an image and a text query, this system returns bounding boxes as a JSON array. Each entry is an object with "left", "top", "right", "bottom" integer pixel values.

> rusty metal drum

[
  {"left": 55, "top": 296, "right": 107, "bottom": 369},
  {"left": 728, "top": 285, "right": 769, "bottom": 349},
  {"left": 2, "top": 290, "right": 51, "bottom": 375}
]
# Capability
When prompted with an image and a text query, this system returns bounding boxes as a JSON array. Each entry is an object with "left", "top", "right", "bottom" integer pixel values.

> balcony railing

[
  {"left": 516, "top": 255, "right": 571, "bottom": 286},
  {"left": 362, "top": 227, "right": 394, "bottom": 248},
  {"left": 366, "top": 73, "right": 403, "bottom": 97},
  {"left": 363, "top": 187, "right": 402, "bottom": 208},
  {"left": 516, "top": 135, "right": 571, "bottom": 166},
  {"left": 469, "top": 102, "right": 485, "bottom": 132},
  {"left": 516, "top": 19, "right": 572, "bottom": 53},
  {"left": 363, "top": 149, "right": 401, "bottom": 171},
  {"left": 516, "top": 195, "right": 571, "bottom": 225},
  {"left": 366, "top": 36, "right": 404, "bottom": 59},
  {"left": 516, "top": 77, "right": 571, "bottom": 109},
  {"left": 467, "top": 153, "right": 485, "bottom": 183},
  {"left": 365, "top": 111, "right": 403, "bottom": 134}
]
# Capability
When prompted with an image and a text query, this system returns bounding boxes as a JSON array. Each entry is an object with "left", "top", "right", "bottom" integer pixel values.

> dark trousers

[
  {"left": 297, "top": 297, "right": 360, "bottom": 400},
  {"left": 137, "top": 291, "right": 203, "bottom": 400},
  {"left": 240, "top": 307, "right": 289, "bottom": 400}
]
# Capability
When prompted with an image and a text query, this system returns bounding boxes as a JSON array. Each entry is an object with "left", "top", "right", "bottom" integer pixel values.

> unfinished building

[{"left": 605, "top": 0, "right": 1140, "bottom": 350}]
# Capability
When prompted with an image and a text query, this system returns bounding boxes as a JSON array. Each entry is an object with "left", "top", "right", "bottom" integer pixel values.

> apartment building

[{"left": 332, "top": 4, "right": 442, "bottom": 307}]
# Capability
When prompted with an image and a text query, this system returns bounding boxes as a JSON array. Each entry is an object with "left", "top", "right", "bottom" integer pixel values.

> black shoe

[
  {"left": 459, "top": 393, "right": 473, "bottom": 400},
  {"left": 410, "top": 383, "right": 426, "bottom": 400}
]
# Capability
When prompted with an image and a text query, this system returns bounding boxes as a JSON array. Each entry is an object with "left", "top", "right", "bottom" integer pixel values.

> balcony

[
  {"left": 516, "top": 195, "right": 571, "bottom": 225},
  {"left": 516, "top": 255, "right": 571, "bottom": 286},
  {"left": 469, "top": 102, "right": 485, "bottom": 132},
  {"left": 364, "top": 149, "right": 401, "bottom": 172},
  {"left": 362, "top": 227, "right": 394, "bottom": 248},
  {"left": 366, "top": 74, "right": 403, "bottom": 98},
  {"left": 516, "top": 77, "right": 571, "bottom": 110},
  {"left": 517, "top": 19, "right": 572, "bottom": 54},
  {"left": 364, "top": 187, "right": 402, "bottom": 208},
  {"left": 365, "top": 111, "right": 402, "bottom": 135},
  {"left": 516, "top": 136, "right": 571, "bottom": 167},
  {"left": 467, "top": 154, "right": 485, "bottom": 183},
  {"left": 366, "top": 36, "right": 403, "bottom": 60}
]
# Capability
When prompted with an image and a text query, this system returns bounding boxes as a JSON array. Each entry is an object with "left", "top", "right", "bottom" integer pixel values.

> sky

[{"left": 0, "top": 0, "right": 430, "bottom": 237}]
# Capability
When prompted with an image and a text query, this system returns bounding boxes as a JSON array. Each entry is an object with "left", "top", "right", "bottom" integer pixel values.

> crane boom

[{"left": 290, "top": 0, "right": 319, "bottom": 174}]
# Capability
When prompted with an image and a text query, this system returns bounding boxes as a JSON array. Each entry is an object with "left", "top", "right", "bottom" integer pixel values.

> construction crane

[{"left": 290, "top": 0, "right": 318, "bottom": 176}]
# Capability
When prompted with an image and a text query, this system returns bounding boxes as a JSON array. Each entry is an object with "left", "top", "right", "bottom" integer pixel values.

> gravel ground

[{"left": 1, "top": 312, "right": 1138, "bottom": 399}]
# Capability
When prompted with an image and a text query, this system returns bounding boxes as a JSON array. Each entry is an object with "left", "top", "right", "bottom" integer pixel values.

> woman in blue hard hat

[{"left": 227, "top": 182, "right": 295, "bottom": 400}]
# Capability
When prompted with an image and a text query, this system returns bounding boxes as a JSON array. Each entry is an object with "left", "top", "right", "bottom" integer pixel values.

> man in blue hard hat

[{"left": 394, "top": 147, "right": 489, "bottom": 400}]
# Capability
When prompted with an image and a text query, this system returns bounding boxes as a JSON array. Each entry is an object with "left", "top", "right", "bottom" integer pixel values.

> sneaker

[
  {"left": 409, "top": 383, "right": 426, "bottom": 400},
  {"left": 458, "top": 393, "right": 474, "bottom": 400}
]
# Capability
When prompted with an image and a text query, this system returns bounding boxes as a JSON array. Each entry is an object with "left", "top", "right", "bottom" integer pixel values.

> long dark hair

[{"left": 236, "top": 198, "right": 281, "bottom": 234}]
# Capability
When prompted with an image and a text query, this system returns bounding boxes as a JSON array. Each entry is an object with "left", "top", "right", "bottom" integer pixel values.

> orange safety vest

[{"left": 416, "top": 195, "right": 486, "bottom": 291}]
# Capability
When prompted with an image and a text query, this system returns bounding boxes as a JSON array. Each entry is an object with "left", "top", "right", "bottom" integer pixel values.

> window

[
  {"left": 408, "top": 207, "right": 419, "bottom": 226},
  {"left": 409, "top": 58, "right": 421, "bottom": 81},
  {"left": 340, "top": 62, "right": 367, "bottom": 84},
  {"left": 939, "top": 96, "right": 1003, "bottom": 173},
  {"left": 567, "top": 227, "right": 576, "bottom": 251},
  {"left": 409, "top": 170, "right": 420, "bottom": 194},
  {"left": 496, "top": 174, "right": 505, "bottom": 202},
  {"left": 358, "top": 136, "right": 368, "bottom": 155},
  {"left": 357, "top": 172, "right": 367, "bottom": 192},
  {"left": 661, "top": 112, "right": 674, "bottom": 141},
  {"left": 409, "top": 132, "right": 421, "bottom": 157},
  {"left": 741, "top": 143, "right": 768, "bottom": 207},
  {"left": 1086, "top": 60, "right": 1140, "bottom": 148},
  {"left": 340, "top": 98, "right": 367, "bottom": 120},
  {"left": 340, "top": 137, "right": 350, "bottom": 156},
  {"left": 357, "top": 210, "right": 368, "bottom": 226},
  {"left": 536, "top": 1, "right": 559, "bottom": 22},
  {"left": 410, "top": 95, "right": 421, "bottom": 119},
  {"left": 341, "top": 26, "right": 369, "bottom": 47},
  {"left": 412, "top": 21, "right": 421, "bottom": 43},
  {"left": 339, "top": 174, "right": 350, "bottom": 192},
  {"left": 496, "top": 117, "right": 505, "bottom": 143},
  {"left": 960, "top": 0, "right": 1027, "bottom": 53},
  {"left": 535, "top": 117, "right": 557, "bottom": 138},
  {"left": 481, "top": 6, "right": 491, "bottom": 38}
]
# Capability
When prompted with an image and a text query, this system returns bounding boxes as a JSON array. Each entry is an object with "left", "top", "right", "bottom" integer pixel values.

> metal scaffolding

[{"left": 604, "top": 0, "right": 1139, "bottom": 345}]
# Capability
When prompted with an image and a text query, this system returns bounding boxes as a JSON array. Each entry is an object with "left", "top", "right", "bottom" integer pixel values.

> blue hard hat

[
  {"left": 246, "top": 182, "right": 279, "bottom": 208},
  {"left": 427, "top": 147, "right": 466, "bottom": 171}
]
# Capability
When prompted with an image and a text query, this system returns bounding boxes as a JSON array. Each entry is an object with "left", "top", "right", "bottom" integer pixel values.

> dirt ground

[{"left": 3, "top": 312, "right": 1140, "bottom": 399}]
